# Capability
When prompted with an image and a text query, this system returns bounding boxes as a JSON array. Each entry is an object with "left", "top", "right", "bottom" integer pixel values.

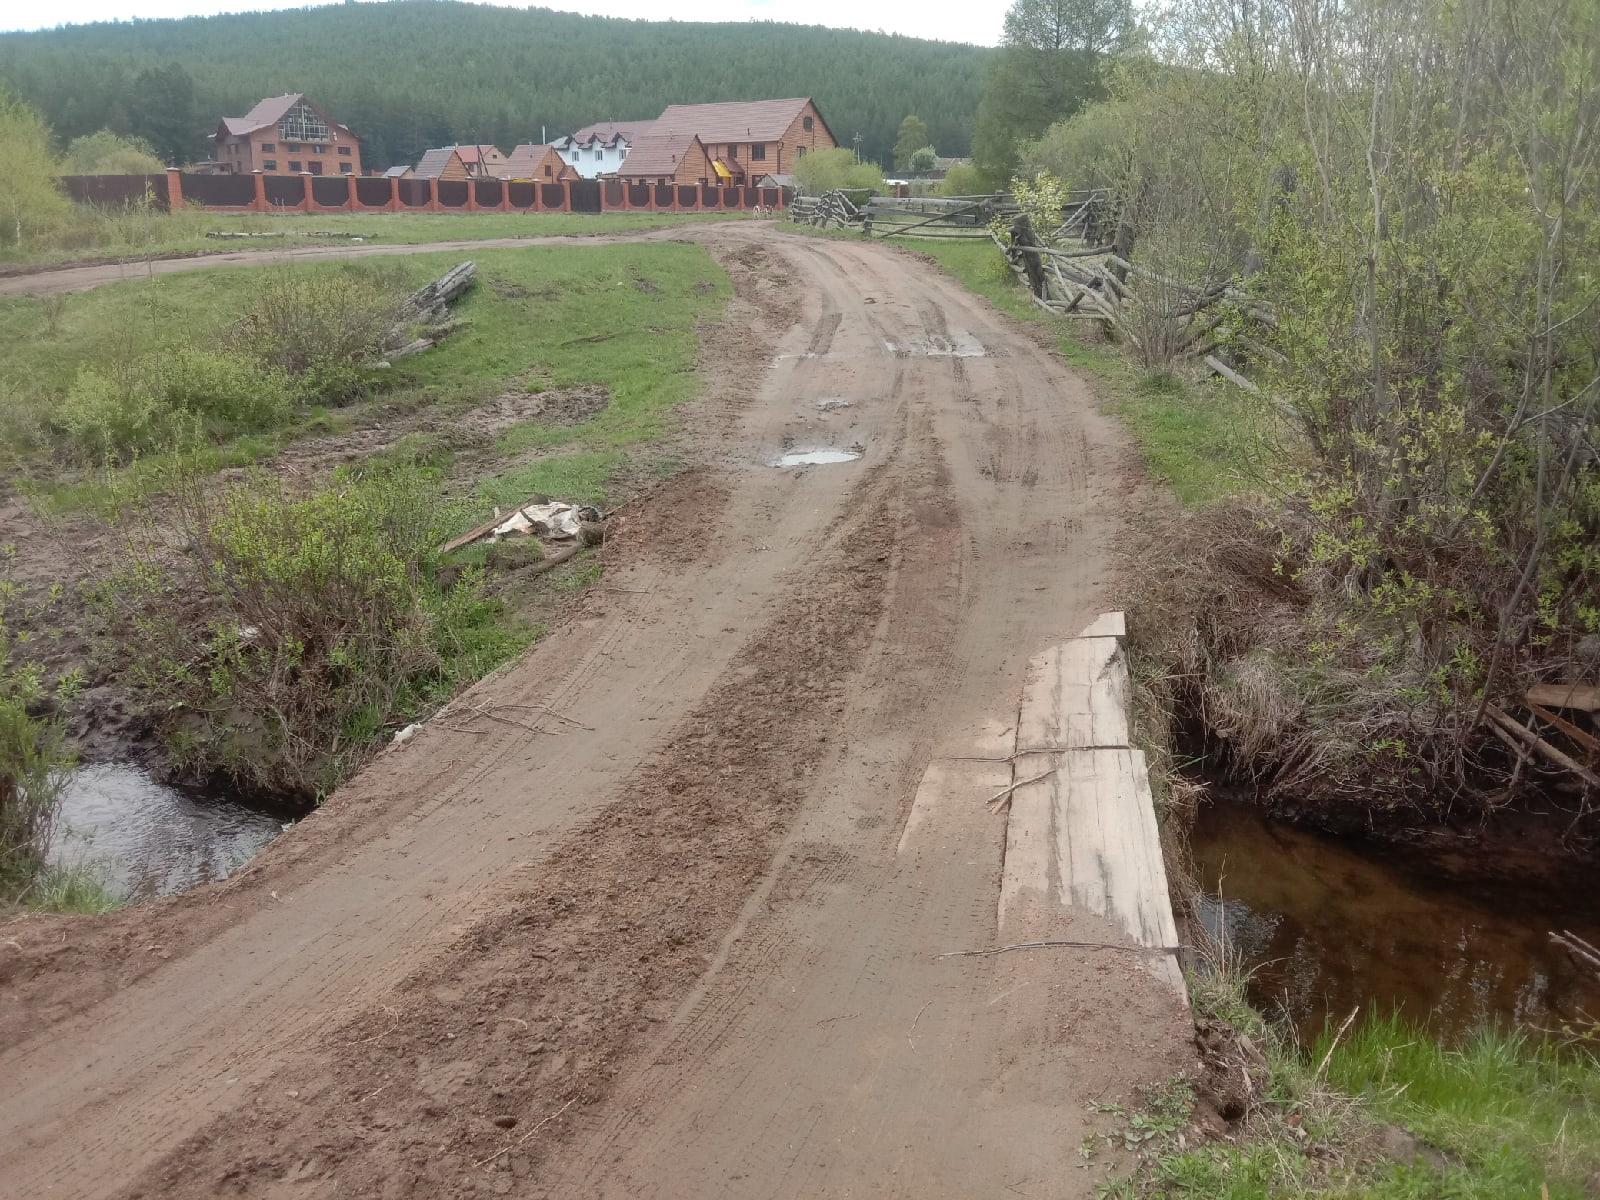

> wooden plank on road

[{"left": 999, "top": 612, "right": 1186, "bottom": 998}]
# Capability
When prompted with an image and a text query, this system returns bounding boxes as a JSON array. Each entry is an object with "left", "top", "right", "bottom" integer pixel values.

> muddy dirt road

[{"left": 0, "top": 227, "right": 1191, "bottom": 1199}]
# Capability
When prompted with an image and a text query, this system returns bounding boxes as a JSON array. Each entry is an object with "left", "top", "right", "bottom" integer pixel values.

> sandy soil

[{"left": 0, "top": 226, "right": 1192, "bottom": 1199}]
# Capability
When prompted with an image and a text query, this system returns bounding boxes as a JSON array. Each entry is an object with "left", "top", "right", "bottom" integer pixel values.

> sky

[{"left": 1, "top": 0, "right": 1006, "bottom": 45}]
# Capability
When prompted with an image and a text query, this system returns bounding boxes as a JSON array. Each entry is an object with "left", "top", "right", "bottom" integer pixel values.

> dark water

[
  {"left": 1189, "top": 798, "right": 1600, "bottom": 1042},
  {"left": 46, "top": 764, "right": 285, "bottom": 902}
]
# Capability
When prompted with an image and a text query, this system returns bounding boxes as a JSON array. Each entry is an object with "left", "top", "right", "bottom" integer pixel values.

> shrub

[
  {"left": 59, "top": 130, "right": 163, "bottom": 176},
  {"left": 98, "top": 465, "right": 521, "bottom": 801},
  {"left": 0, "top": 566, "right": 70, "bottom": 899},
  {"left": 54, "top": 348, "right": 292, "bottom": 461},
  {"left": 229, "top": 267, "right": 404, "bottom": 404}
]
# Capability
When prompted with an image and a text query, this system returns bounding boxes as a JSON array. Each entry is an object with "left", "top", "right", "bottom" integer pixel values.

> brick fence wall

[{"left": 61, "top": 170, "right": 788, "bottom": 215}]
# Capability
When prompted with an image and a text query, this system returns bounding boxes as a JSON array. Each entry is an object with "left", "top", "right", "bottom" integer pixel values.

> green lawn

[
  {"left": 4, "top": 207, "right": 749, "bottom": 269},
  {"left": 1, "top": 241, "right": 729, "bottom": 514}
]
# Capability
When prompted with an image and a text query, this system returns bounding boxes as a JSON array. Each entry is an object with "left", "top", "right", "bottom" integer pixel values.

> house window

[
  {"left": 339, "top": 162, "right": 353, "bottom": 174},
  {"left": 313, "top": 144, "right": 326, "bottom": 154},
  {"left": 752, "top": 143, "right": 766, "bottom": 161},
  {"left": 544, "top": 165, "right": 552, "bottom": 177},
  {"left": 338, "top": 145, "right": 351, "bottom": 155},
  {"left": 309, "top": 161, "right": 323, "bottom": 175},
  {"left": 594, "top": 148, "right": 603, "bottom": 160},
  {"left": 728, "top": 145, "right": 738, "bottom": 160},
  {"left": 288, "top": 160, "right": 302, "bottom": 172},
  {"left": 261, "top": 142, "right": 275, "bottom": 152},
  {"left": 803, "top": 116, "right": 814, "bottom": 131},
  {"left": 796, "top": 145, "right": 807, "bottom": 158},
  {"left": 263, "top": 159, "right": 278, "bottom": 170},
  {"left": 285, "top": 143, "right": 300, "bottom": 153},
  {"left": 278, "top": 102, "right": 329, "bottom": 143}
]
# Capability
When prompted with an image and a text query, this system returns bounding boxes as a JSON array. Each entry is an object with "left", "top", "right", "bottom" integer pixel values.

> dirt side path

[
  {"left": 0, "top": 222, "right": 734, "bottom": 296},
  {"left": 0, "top": 227, "right": 1190, "bottom": 1200}
]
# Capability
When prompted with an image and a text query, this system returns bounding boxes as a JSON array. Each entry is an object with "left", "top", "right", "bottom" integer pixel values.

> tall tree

[
  {"left": 893, "top": 114, "right": 930, "bottom": 172},
  {"left": 126, "top": 64, "right": 198, "bottom": 165},
  {"left": 973, "top": 0, "right": 1131, "bottom": 184}
]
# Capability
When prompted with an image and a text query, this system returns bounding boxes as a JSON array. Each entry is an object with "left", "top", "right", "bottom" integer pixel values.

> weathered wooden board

[
  {"left": 1527, "top": 684, "right": 1600, "bottom": 713},
  {"left": 1016, "top": 634, "right": 1130, "bottom": 751},
  {"left": 999, "top": 613, "right": 1185, "bottom": 997}
]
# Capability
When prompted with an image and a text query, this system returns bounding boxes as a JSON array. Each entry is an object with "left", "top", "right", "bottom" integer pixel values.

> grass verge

[{"left": 2, "top": 208, "right": 749, "bottom": 269}]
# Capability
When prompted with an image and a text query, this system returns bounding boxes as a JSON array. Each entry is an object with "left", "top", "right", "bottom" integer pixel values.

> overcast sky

[{"left": 2, "top": 0, "right": 1006, "bottom": 46}]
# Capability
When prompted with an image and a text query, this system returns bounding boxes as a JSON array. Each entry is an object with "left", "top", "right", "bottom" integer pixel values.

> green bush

[
  {"left": 230, "top": 267, "right": 404, "bottom": 404},
  {"left": 99, "top": 465, "right": 526, "bottom": 801},
  {"left": 54, "top": 348, "right": 292, "bottom": 461},
  {"left": 0, "top": 568, "right": 70, "bottom": 900}
]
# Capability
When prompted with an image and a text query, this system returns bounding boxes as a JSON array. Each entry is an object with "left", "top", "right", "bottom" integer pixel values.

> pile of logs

[
  {"left": 382, "top": 260, "right": 476, "bottom": 361},
  {"left": 788, "top": 190, "right": 862, "bottom": 230}
]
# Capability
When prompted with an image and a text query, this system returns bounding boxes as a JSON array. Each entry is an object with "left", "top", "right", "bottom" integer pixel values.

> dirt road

[{"left": 0, "top": 227, "right": 1191, "bottom": 1199}]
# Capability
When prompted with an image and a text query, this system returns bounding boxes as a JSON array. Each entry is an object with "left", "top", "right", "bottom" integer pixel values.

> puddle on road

[
  {"left": 773, "top": 449, "right": 862, "bottom": 467},
  {"left": 48, "top": 764, "right": 285, "bottom": 902},
  {"left": 886, "top": 332, "right": 987, "bottom": 358},
  {"left": 1190, "top": 797, "right": 1600, "bottom": 1042}
]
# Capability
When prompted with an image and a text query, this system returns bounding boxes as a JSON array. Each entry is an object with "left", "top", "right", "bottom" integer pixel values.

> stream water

[
  {"left": 1189, "top": 797, "right": 1600, "bottom": 1042},
  {"left": 46, "top": 764, "right": 285, "bottom": 903}
]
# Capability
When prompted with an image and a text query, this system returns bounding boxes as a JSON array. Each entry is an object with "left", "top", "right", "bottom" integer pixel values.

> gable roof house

[
  {"left": 452, "top": 144, "right": 508, "bottom": 178},
  {"left": 615, "top": 131, "right": 712, "bottom": 187},
  {"left": 650, "top": 98, "right": 834, "bottom": 184},
  {"left": 496, "top": 143, "right": 579, "bottom": 182},
  {"left": 210, "top": 94, "right": 361, "bottom": 177},
  {"left": 411, "top": 147, "right": 471, "bottom": 181},
  {"left": 554, "top": 120, "right": 655, "bottom": 178}
]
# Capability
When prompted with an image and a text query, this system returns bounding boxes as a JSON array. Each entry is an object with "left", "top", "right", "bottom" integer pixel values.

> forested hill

[{"left": 0, "top": 1, "right": 987, "bottom": 169}]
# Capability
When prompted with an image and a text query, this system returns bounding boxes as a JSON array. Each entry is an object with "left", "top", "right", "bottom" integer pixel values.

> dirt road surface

[{"left": 0, "top": 227, "right": 1192, "bottom": 1199}]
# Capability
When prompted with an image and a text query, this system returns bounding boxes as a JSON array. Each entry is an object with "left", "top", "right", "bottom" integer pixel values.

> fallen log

[
  {"left": 1485, "top": 703, "right": 1600, "bottom": 789},
  {"left": 403, "top": 260, "right": 476, "bottom": 326},
  {"left": 1526, "top": 683, "right": 1600, "bottom": 712}
]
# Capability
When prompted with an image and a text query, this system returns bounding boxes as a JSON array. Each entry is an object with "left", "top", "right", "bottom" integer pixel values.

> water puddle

[
  {"left": 47, "top": 764, "right": 285, "bottom": 902},
  {"left": 773, "top": 449, "right": 862, "bottom": 467},
  {"left": 1190, "top": 798, "right": 1600, "bottom": 1041},
  {"left": 886, "top": 332, "right": 987, "bottom": 358}
]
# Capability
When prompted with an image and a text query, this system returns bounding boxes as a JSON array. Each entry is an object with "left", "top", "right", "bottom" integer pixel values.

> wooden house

[
  {"left": 496, "top": 144, "right": 579, "bottom": 181},
  {"left": 650, "top": 98, "right": 834, "bottom": 184},
  {"left": 412, "top": 147, "right": 471, "bottom": 181},
  {"left": 615, "top": 132, "right": 711, "bottom": 186}
]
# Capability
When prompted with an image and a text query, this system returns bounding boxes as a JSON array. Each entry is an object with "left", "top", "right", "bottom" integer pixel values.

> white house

[{"left": 552, "top": 120, "right": 654, "bottom": 178}]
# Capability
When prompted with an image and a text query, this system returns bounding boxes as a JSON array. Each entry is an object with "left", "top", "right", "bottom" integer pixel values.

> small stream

[
  {"left": 47, "top": 764, "right": 285, "bottom": 903},
  {"left": 1190, "top": 797, "right": 1600, "bottom": 1042}
]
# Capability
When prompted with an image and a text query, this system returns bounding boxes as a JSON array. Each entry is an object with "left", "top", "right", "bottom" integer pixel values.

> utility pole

[{"left": 852, "top": 132, "right": 862, "bottom": 163}]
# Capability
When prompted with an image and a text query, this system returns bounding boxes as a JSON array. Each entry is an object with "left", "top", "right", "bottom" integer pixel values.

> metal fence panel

[
  {"left": 264, "top": 175, "right": 305, "bottom": 208},
  {"left": 311, "top": 176, "right": 347, "bottom": 207},
  {"left": 508, "top": 182, "right": 536, "bottom": 209},
  {"left": 182, "top": 173, "right": 257, "bottom": 207},
  {"left": 59, "top": 174, "right": 170, "bottom": 209},
  {"left": 437, "top": 180, "right": 469, "bottom": 208}
]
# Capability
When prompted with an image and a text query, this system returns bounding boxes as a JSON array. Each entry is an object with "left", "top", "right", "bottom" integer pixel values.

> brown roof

[
  {"left": 412, "top": 147, "right": 464, "bottom": 179},
  {"left": 452, "top": 144, "right": 502, "bottom": 164},
  {"left": 571, "top": 120, "right": 655, "bottom": 146},
  {"left": 220, "top": 93, "right": 303, "bottom": 137},
  {"left": 498, "top": 144, "right": 560, "bottom": 178},
  {"left": 617, "top": 132, "right": 705, "bottom": 178},
  {"left": 653, "top": 98, "right": 826, "bottom": 144}
]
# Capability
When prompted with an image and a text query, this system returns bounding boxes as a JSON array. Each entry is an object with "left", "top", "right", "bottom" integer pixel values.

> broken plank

[{"left": 1526, "top": 684, "right": 1600, "bottom": 713}]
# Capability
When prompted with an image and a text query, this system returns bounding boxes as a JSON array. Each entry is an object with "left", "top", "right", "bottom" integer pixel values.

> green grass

[
  {"left": 3, "top": 207, "right": 749, "bottom": 269},
  {"left": 1101, "top": 968, "right": 1600, "bottom": 1199},
  {"left": 2, "top": 242, "right": 730, "bottom": 518},
  {"left": 23, "top": 863, "right": 121, "bottom": 913}
]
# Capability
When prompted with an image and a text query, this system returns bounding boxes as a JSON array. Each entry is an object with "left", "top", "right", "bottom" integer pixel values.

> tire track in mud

[{"left": 125, "top": 463, "right": 909, "bottom": 1200}]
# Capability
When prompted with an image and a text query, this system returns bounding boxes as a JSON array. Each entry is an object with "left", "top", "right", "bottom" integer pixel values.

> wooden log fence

[{"left": 990, "top": 198, "right": 1280, "bottom": 391}]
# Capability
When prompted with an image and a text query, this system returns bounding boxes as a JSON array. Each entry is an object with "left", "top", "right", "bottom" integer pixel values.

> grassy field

[
  {"left": 1, "top": 241, "right": 729, "bottom": 513},
  {"left": 0, "top": 238, "right": 732, "bottom": 893},
  {"left": 3, "top": 206, "right": 749, "bottom": 269}
]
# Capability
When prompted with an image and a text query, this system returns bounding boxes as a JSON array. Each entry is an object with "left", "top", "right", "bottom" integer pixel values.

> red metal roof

[
  {"left": 617, "top": 132, "right": 705, "bottom": 179},
  {"left": 452, "top": 144, "right": 503, "bottom": 164},
  {"left": 653, "top": 98, "right": 826, "bottom": 144},
  {"left": 219, "top": 93, "right": 303, "bottom": 137}
]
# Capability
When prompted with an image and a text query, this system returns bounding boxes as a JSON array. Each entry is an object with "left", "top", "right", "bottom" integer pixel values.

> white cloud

[{"left": 4, "top": 0, "right": 1005, "bottom": 46}]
